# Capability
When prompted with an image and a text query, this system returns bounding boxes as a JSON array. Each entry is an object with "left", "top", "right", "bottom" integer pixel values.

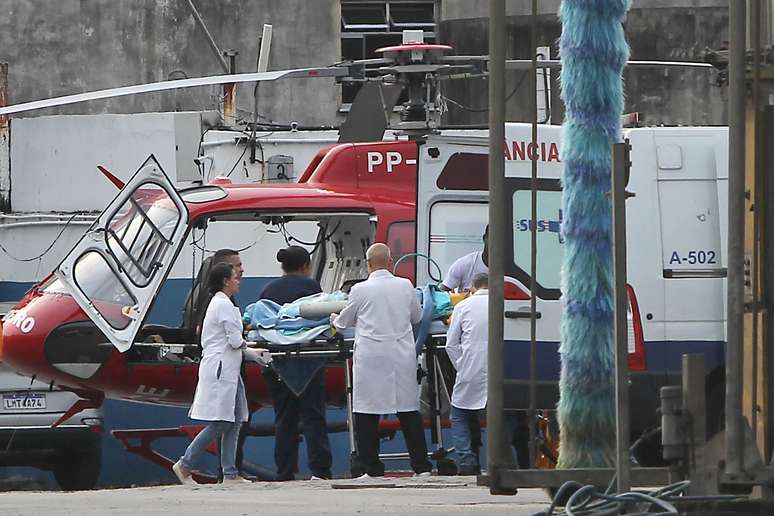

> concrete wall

[
  {"left": 439, "top": 0, "right": 728, "bottom": 127},
  {"left": 0, "top": 0, "right": 340, "bottom": 125},
  {"left": 9, "top": 112, "right": 205, "bottom": 212}
]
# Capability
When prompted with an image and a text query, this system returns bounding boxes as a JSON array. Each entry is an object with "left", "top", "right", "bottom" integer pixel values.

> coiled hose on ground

[{"left": 535, "top": 479, "right": 747, "bottom": 516}]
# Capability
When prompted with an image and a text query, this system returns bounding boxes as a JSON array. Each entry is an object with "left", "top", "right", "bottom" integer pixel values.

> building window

[{"left": 341, "top": 1, "right": 437, "bottom": 105}]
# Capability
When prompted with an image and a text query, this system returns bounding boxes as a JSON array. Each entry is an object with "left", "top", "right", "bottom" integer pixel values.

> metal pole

[
  {"left": 751, "top": 0, "right": 762, "bottom": 446},
  {"left": 184, "top": 0, "right": 230, "bottom": 74},
  {"left": 433, "top": 353, "right": 446, "bottom": 449},
  {"left": 256, "top": 24, "right": 273, "bottom": 74},
  {"left": 344, "top": 359, "right": 356, "bottom": 455},
  {"left": 487, "top": 0, "right": 508, "bottom": 492},
  {"left": 528, "top": 0, "right": 539, "bottom": 469},
  {"left": 0, "top": 63, "right": 9, "bottom": 213},
  {"left": 612, "top": 141, "right": 631, "bottom": 493},
  {"left": 765, "top": 106, "right": 774, "bottom": 467},
  {"left": 683, "top": 353, "right": 708, "bottom": 495},
  {"left": 726, "top": 0, "right": 747, "bottom": 477},
  {"left": 222, "top": 49, "right": 239, "bottom": 127}
]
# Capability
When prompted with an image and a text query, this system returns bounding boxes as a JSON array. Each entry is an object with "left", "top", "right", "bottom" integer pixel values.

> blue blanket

[{"left": 244, "top": 288, "right": 451, "bottom": 395}]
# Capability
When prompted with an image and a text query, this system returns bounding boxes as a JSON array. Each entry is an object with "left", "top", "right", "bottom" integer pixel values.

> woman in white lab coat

[{"left": 172, "top": 262, "right": 250, "bottom": 485}]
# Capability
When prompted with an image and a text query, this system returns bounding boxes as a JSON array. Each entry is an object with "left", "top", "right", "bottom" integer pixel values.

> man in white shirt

[
  {"left": 441, "top": 225, "right": 488, "bottom": 292},
  {"left": 445, "top": 272, "right": 488, "bottom": 475},
  {"left": 332, "top": 243, "right": 433, "bottom": 478}
]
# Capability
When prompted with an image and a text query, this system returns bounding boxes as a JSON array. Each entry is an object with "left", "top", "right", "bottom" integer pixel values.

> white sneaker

[
  {"left": 221, "top": 476, "right": 252, "bottom": 485},
  {"left": 354, "top": 473, "right": 372, "bottom": 480},
  {"left": 310, "top": 475, "right": 328, "bottom": 480},
  {"left": 172, "top": 461, "right": 195, "bottom": 485},
  {"left": 413, "top": 471, "right": 432, "bottom": 478}
]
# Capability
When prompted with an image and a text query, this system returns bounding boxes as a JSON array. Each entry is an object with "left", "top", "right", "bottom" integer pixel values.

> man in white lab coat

[
  {"left": 332, "top": 243, "right": 433, "bottom": 477},
  {"left": 445, "top": 273, "right": 489, "bottom": 475}
]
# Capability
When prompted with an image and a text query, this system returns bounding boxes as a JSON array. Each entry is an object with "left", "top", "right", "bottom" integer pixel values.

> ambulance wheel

[
  {"left": 54, "top": 446, "right": 101, "bottom": 491},
  {"left": 436, "top": 458, "right": 457, "bottom": 476}
]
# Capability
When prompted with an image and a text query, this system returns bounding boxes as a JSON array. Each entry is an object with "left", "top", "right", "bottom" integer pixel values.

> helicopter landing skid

[{"left": 111, "top": 426, "right": 219, "bottom": 484}]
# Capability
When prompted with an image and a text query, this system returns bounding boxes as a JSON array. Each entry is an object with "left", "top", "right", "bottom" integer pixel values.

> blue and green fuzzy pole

[{"left": 556, "top": 0, "right": 631, "bottom": 468}]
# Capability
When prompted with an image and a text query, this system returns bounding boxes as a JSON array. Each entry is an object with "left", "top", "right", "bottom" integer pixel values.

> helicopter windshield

[{"left": 105, "top": 185, "right": 182, "bottom": 288}]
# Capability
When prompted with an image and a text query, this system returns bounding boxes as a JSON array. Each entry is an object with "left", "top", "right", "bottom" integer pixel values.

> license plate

[{"left": 3, "top": 393, "right": 46, "bottom": 410}]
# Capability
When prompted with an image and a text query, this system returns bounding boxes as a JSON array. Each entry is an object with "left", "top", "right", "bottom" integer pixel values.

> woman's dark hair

[
  {"left": 208, "top": 262, "right": 235, "bottom": 294},
  {"left": 276, "top": 245, "right": 311, "bottom": 273}
]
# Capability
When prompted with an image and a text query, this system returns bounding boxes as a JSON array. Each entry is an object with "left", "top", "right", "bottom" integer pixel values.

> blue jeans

[
  {"left": 180, "top": 381, "right": 246, "bottom": 478},
  {"left": 450, "top": 405, "right": 485, "bottom": 470}
]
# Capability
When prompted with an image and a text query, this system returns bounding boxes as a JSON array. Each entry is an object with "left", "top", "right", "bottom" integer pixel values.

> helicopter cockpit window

[
  {"left": 179, "top": 186, "right": 227, "bottom": 204},
  {"left": 73, "top": 251, "right": 136, "bottom": 331},
  {"left": 105, "top": 183, "right": 182, "bottom": 288}
]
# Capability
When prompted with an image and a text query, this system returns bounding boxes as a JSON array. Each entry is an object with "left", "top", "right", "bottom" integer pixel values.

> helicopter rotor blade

[
  {"left": 505, "top": 59, "right": 714, "bottom": 70},
  {"left": 338, "top": 82, "right": 403, "bottom": 143},
  {"left": 0, "top": 66, "right": 350, "bottom": 116}
]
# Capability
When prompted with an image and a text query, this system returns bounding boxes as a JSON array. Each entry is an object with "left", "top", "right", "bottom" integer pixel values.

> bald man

[{"left": 332, "top": 243, "right": 433, "bottom": 478}]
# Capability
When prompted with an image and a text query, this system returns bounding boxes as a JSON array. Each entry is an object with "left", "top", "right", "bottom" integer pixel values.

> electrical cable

[
  {"left": 536, "top": 479, "right": 748, "bottom": 516},
  {"left": 190, "top": 236, "right": 258, "bottom": 254},
  {"left": 221, "top": 130, "right": 273, "bottom": 180},
  {"left": 224, "top": 140, "right": 250, "bottom": 178},
  {"left": 0, "top": 214, "right": 82, "bottom": 262},
  {"left": 535, "top": 426, "right": 749, "bottom": 516},
  {"left": 441, "top": 70, "right": 528, "bottom": 113},
  {"left": 276, "top": 220, "right": 342, "bottom": 254}
]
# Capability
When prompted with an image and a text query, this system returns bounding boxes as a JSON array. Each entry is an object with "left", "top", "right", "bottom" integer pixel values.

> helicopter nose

[{"left": 1, "top": 308, "right": 45, "bottom": 377}]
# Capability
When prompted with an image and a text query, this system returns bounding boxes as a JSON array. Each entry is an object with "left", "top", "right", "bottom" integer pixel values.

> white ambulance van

[{"left": 415, "top": 123, "right": 728, "bottom": 463}]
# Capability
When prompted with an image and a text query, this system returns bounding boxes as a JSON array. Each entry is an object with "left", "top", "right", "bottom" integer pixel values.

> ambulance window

[
  {"left": 105, "top": 183, "right": 182, "bottom": 288},
  {"left": 436, "top": 153, "right": 488, "bottom": 191},
  {"left": 509, "top": 182, "right": 563, "bottom": 299},
  {"left": 429, "top": 202, "right": 488, "bottom": 283},
  {"left": 387, "top": 221, "right": 416, "bottom": 280},
  {"left": 73, "top": 251, "right": 135, "bottom": 330}
]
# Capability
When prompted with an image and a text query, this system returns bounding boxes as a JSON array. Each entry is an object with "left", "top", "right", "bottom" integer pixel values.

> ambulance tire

[{"left": 54, "top": 446, "right": 101, "bottom": 491}]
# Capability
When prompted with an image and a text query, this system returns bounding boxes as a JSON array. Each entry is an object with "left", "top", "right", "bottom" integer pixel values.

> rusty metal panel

[{"left": 0, "top": 62, "right": 9, "bottom": 212}]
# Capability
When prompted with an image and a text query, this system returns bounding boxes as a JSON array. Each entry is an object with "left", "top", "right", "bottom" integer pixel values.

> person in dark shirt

[
  {"left": 259, "top": 249, "right": 321, "bottom": 305},
  {"left": 260, "top": 246, "right": 332, "bottom": 480},
  {"left": 182, "top": 249, "right": 244, "bottom": 343}
]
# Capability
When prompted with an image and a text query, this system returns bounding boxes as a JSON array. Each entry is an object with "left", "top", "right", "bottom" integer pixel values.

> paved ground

[{"left": 0, "top": 476, "right": 551, "bottom": 516}]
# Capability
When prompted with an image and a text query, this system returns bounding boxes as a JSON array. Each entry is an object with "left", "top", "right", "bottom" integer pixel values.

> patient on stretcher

[{"left": 243, "top": 283, "right": 458, "bottom": 347}]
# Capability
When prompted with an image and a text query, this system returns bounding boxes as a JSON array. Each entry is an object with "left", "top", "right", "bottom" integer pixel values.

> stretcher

[{"left": 247, "top": 320, "right": 457, "bottom": 476}]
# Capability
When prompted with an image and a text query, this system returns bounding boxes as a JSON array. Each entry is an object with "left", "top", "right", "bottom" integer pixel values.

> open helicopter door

[{"left": 54, "top": 156, "right": 188, "bottom": 352}]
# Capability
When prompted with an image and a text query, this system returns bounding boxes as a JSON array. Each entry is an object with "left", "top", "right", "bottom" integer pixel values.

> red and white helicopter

[
  {"left": 0, "top": 32, "right": 505, "bottom": 479},
  {"left": 0, "top": 27, "right": 715, "bottom": 479}
]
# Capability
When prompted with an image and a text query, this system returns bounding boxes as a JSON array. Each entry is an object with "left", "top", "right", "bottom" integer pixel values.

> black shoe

[{"left": 457, "top": 465, "right": 481, "bottom": 476}]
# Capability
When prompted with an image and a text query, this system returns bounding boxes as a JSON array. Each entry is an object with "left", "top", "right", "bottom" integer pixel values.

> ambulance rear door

[
  {"left": 416, "top": 124, "right": 564, "bottom": 410},
  {"left": 652, "top": 128, "right": 728, "bottom": 372}
]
